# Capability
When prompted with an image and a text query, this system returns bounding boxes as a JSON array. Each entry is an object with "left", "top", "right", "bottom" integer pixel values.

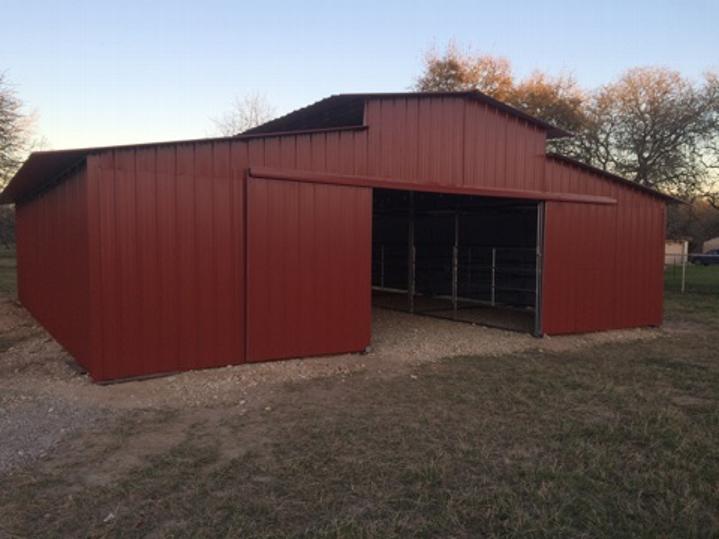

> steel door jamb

[{"left": 534, "top": 201, "right": 545, "bottom": 337}]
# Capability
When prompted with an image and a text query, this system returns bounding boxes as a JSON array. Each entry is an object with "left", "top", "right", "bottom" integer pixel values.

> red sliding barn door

[
  {"left": 542, "top": 199, "right": 664, "bottom": 334},
  {"left": 246, "top": 177, "right": 372, "bottom": 362}
]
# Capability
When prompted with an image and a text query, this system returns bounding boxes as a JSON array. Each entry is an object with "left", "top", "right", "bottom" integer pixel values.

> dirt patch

[
  {"left": 0, "top": 298, "right": 38, "bottom": 352},
  {"left": 0, "top": 299, "right": 27, "bottom": 333},
  {"left": 0, "top": 301, "right": 661, "bottom": 476},
  {"left": 0, "top": 392, "right": 102, "bottom": 475},
  {"left": 662, "top": 317, "right": 710, "bottom": 335},
  {"left": 1, "top": 307, "right": 661, "bottom": 409}
]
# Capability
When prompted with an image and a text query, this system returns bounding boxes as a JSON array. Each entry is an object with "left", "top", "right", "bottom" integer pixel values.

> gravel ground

[
  {"left": 0, "top": 391, "right": 102, "bottom": 475},
  {"left": 0, "top": 300, "right": 661, "bottom": 475}
]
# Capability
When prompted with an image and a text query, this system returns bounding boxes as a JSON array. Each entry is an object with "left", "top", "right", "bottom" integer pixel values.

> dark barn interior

[{"left": 371, "top": 188, "right": 541, "bottom": 333}]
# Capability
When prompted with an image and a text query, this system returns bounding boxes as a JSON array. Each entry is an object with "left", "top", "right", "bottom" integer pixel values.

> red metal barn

[{"left": 1, "top": 93, "right": 677, "bottom": 382}]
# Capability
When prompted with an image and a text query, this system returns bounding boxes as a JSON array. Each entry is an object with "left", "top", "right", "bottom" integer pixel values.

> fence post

[
  {"left": 681, "top": 252, "right": 687, "bottom": 294},
  {"left": 491, "top": 247, "right": 496, "bottom": 306}
]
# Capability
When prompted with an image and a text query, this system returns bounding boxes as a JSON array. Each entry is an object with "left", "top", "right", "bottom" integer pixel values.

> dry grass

[
  {"left": 665, "top": 263, "right": 719, "bottom": 294},
  {"left": 0, "top": 249, "right": 16, "bottom": 299},
  {"left": 1, "top": 292, "right": 718, "bottom": 537}
]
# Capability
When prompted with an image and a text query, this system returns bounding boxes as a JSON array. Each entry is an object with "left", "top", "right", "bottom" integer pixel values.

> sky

[{"left": 1, "top": 0, "right": 718, "bottom": 150}]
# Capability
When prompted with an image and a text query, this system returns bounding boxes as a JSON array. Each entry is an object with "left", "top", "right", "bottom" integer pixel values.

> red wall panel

[
  {"left": 15, "top": 166, "right": 93, "bottom": 371},
  {"left": 246, "top": 178, "right": 372, "bottom": 362},
  {"left": 79, "top": 130, "right": 371, "bottom": 380},
  {"left": 542, "top": 160, "right": 665, "bottom": 335},
  {"left": 84, "top": 143, "right": 248, "bottom": 381},
  {"left": 364, "top": 96, "right": 546, "bottom": 190}
]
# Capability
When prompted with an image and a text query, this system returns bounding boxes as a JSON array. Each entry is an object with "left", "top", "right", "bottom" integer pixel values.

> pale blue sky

[{"left": 1, "top": 0, "right": 717, "bottom": 149}]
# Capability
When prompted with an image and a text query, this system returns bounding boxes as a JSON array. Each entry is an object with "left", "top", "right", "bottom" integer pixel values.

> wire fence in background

[{"left": 664, "top": 253, "right": 719, "bottom": 294}]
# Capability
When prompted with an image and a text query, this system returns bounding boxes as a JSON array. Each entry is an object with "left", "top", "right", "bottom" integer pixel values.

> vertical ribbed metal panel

[
  {"left": 15, "top": 165, "right": 93, "bottom": 370},
  {"left": 364, "top": 96, "right": 546, "bottom": 191},
  {"left": 84, "top": 133, "right": 386, "bottom": 379},
  {"left": 84, "top": 142, "right": 248, "bottom": 381},
  {"left": 14, "top": 95, "right": 669, "bottom": 381},
  {"left": 542, "top": 160, "right": 665, "bottom": 335},
  {"left": 246, "top": 177, "right": 371, "bottom": 362}
]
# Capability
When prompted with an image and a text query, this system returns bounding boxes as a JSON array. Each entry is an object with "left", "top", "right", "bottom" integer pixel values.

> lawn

[
  {"left": 664, "top": 262, "right": 719, "bottom": 294},
  {"left": 0, "top": 248, "right": 16, "bottom": 297},
  {"left": 1, "top": 254, "right": 718, "bottom": 536}
]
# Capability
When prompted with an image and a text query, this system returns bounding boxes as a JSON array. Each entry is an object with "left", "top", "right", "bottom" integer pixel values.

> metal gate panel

[{"left": 246, "top": 177, "right": 372, "bottom": 362}]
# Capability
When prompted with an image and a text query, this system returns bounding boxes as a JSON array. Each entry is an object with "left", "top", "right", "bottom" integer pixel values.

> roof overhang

[
  {"left": 0, "top": 149, "right": 89, "bottom": 204},
  {"left": 546, "top": 153, "right": 685, "bottom": 204},
  {"left": 243, "top": 92, "right": 571, "bottom": 139},
  {"left": 0, "top": 126, "right": 368, "bottom": 204}
]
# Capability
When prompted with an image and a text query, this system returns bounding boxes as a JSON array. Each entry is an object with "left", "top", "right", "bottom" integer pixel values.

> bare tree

[
  {"left": 0, "top": 72, "right": 34, "bottom": 248},
  {"left": 212, "top": 93, "right": 275, "bottom": 136},
  {"left": 568, "top": 68, "right": 719, "bottom": 198},
  {"left": 0, "top": 72, "right": 32, "bottom": 190},
  {"left": 701, "top": 72, "right": 719, "bottom": 208}
]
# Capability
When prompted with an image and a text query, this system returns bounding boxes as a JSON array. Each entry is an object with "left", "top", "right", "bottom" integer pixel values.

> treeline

[{"left": 415, "top": 44, "right": 719, "bottom": 247}]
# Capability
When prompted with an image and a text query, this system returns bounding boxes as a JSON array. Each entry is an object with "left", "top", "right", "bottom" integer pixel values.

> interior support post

[
  {"left": 407, "top": 191, "right": 416, "bottom": 314},
  {"left": 380, "top": 244, "right": 385, "bottom": 288},
  {"left": 534, "top": 202, "right": 545, "bottom": 337},
  {"left": 491, "top": 247, "right": 496, "bottom": 306},
  {"left": 452, "top": 209, "right": 459, "bottom": 319}
]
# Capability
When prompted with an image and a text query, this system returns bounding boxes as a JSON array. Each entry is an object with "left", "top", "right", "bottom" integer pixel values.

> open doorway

[{"left": 371, "top": 188, "right": 543, "bottom": 334}]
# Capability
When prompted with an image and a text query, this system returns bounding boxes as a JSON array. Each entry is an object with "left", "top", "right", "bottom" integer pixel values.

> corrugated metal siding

[
  {"left": 14, "top": 95, "right": 668, "bottom": 380},
  {"left": 246, "top": 178, "right": 371, "bottom": 361},
  {"left": 542, "top": 160, "right": 665, "bottom": 334},
  {"left": 15, "top": 165, "right": 93, "bottom": 370},
  {"left": 81, "top": 130, "right": 372, "bottom": 380},
  {"left": 85, "top": 143, "right": 246, "bottom": 380},
  {"left": 365, "top": 96, "right": 546, "bottom": 190}
]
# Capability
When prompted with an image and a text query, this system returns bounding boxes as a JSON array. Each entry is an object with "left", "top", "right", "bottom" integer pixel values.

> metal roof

[
  {"left": 243, "top": 92, "right": 571, "bottom": 139},
  {"left": 0, "top": 148, "right": 88, "bottom": 204},
  {"left": 1, "top": 93, "right": 677, "bottom": 206},
  {"left": 0, "top": 126, "right": 366, "bottom": 204},
  {"left": 546, "top": 153, "right": 684, "bottom": 204}
]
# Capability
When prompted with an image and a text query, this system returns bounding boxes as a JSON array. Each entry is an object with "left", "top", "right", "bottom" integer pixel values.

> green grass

[
  {"left": 665, "top": 290, "right": 719, "bottom": 323},
  {"left": 1, "top": 292, "right": 718, "bottom": 537},
  {"left": 664, "top": 263, "right": 719, "bottom": 294},
  {"left": 0, "top": 248, "right": 16, "bottom": 297}
]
